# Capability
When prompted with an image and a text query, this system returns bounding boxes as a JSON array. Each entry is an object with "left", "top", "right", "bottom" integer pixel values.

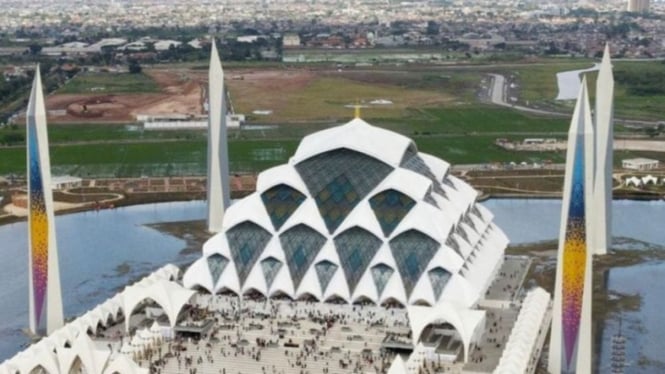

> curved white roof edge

[
  {"left": 215, "top": 261, "right": 240, "bottom": 295},
  {"left": 183, "top": 258, "right": 214, "bottom": 292},
  {"left": 122, "top": 280, "right": 195, "bottom": 332},
  {"left": 256, "top": 164, "right": 309, "bottom": 194},
  {"left": 449, "top": 175, "right": 478, "bottom": 202},
  {"left": 295, "top": 267, "right": 323, "bottom": 300},
  {"left": 408, "top": 274, "right": 436, "bottom": 306},
  {"left": 419, "top": 152, "right": 451, "bottom": 181},
  {"left": 351, "top": 269, "right": 380, "bottom": 304},
  {"left": 408, "top": 302, "right": 485, "bottom": 363},
  {"left": 266, "top": 266, "right": 293, "bottom": 297},
  {"left": 202, "top": 233, "right": 229, "bottom": 257},
  {"left": 242, "top": 262, "right": 269, "bottom": 296},
  {"left": 428, "top": 250, "right": 464, "bottom": 280},
  {"left": 379, "top": 270, "right": 408, "bottom": 306},
  {"left": 323, "top": 267, "right": 351, "bottom": 302},
  {"left": 334, "top": 201, "right": 385, "bottom": 241},
  {"left": 390, "top": 203, "right": 456, "bottom": 249},
  {"left": 370, "top": 167, "right": 433, "bottom": 202},
  {"left": 292, "top": 118, "right": 414, "bottom": 167},
  {"left": 387, "top": 354, "right": 407, "bottom": 374},
  {"left": 440, "top": 274, "right": 478, "bottom": 309},
  {"left": 278, "top": 198, "right": 329, "bottom": 238},
  {"left": 222, "top": 197, "right": 274, "bottom": 234}
]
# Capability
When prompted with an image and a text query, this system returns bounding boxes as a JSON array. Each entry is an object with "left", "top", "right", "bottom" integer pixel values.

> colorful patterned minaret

[
  {"left": 548, "top": 77, "right": 594, "bottom": 374},
  {"left": 207, "top": 40, "right": 231, "bottom": 233},
  {"left": 592, "top": 44, "right": 614, "bottom": 256},
  {"left": 27, "top": 67, "right": 64, "bottom": 335}
]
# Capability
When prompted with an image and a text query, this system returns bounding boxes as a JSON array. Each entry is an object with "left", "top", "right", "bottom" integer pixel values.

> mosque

[{"left": 0, "top": 42, "right": 616, "bottom": 374}]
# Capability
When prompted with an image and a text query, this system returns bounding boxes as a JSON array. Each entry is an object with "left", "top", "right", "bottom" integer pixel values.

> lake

[{"left": 1, "top": 198, "right": 664, "bottom": 371}]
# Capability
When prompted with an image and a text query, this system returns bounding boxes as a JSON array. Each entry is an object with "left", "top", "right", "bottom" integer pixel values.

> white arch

[
  {"left": 256, "top": 164, "right": 309, "bottom": 195},
  {"left": 291, "top": 118, "right": 413, "bottom": 167},
  {"left": 123, "top": 280, "right": 196, "bottom": 332},
  {"left": 183, "top": 257, "right": 214, "bottom": 293},
  {"left": 408, "top": 303, "right": 485, "bottom": 363}
]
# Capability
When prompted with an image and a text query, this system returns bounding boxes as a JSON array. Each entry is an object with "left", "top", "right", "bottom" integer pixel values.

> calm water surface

[
  {"left": 0, "top": 201, "right": 205, "bottom": 361},
  {"left": 1, "top": 198, "right": 664, "bottom": 370}
]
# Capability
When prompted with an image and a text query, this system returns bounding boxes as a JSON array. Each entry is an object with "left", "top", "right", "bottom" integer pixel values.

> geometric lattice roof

[
  {"left": 279, "top": 224, "right": 327, "bottom": 290},
  {"left": 428, "top": 267, "right": 452, "bottom": 301},
  {"left": 371, "top": 263, "right": 394, "bottom": 298},
  {"left": 207, "top": 253, "right": 229, "bottom": 287},
  {"left": 389, "top": 229, "right": 440, "bottom": 298},
  {"left": 261, "top": 184, "right": 306, "bottom": 231},
  {"left": 295, "top": 148, "right": 393, "bottom": 234},
  {"left": 369, "top": 189, "right": 416, "bottom": 237},
  {"left": 226, "top": 221, "right": 272, "bottom": 286},
  {"left": 401, "top": 152, "right": 447, "bottom": 198},
  {"left": 333, "top": 226, "right": 383, "bottom": 294},
  {"left": 260, "top": 257, "right": 282, "bottom": 289},
  {"left": 315, "top": 260, "right": 338, "bottom": 295}
]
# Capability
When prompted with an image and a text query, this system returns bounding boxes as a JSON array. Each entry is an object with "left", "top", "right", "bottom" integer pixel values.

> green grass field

[
  {"left": 0, "top": 123, "right": 660, "bottom": 177},
  {"left": 512, "top": 60, "right": 665, "bottom": 121},
  {"left": 57, "top": 72, "right": 160, "bottom": 94}
]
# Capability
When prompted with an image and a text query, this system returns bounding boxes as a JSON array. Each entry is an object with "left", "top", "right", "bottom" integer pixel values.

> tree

[
  {"left": 128, "top": 60, "right": 142, "bottom": 74},
  {"left": 28, "top": 44, "right": 42, "bottom": 55}
]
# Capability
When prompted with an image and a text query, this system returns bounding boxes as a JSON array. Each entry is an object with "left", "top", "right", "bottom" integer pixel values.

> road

[{"left": 486, "top": 73, "right": 660, "bottom": 128}]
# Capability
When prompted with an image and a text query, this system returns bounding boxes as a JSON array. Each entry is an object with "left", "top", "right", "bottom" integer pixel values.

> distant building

[
  {"left": 154, "top": 40, "right": 182, "bottom": 51},
  {"left": 622, "top": 157, "right": 659, "bottom": 170},
  {"left": 283, "top": 34, "right": 301, "bottom": 48},
  {"left": 627, "top": 0, "right": 649, "bottom": 12},
  {"left": 51, "top": 175, "right": 83, "bottom": 190}
]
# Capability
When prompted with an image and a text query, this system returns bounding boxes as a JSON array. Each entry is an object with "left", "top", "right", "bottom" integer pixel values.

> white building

[
  {"left": 283, "top": 34, "right": 301, "bottom": 48},
  {"left": 622, "top": 157, "right": 659, "bottom": 170},
  {"left": 51, "top": 175, "right": 82, "bottom": 190},
  {"left": 627, "top": 0, "right": 649, "bottom": 12},
  {"left": 184, "top": 117, "right": 509, "bottom": 361}
]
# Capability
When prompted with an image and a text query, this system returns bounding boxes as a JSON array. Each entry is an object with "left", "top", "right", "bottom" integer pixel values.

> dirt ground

[
  {"left": 45, "top": 69, "right": 206, "bottom": 123},
  {"left": 224, "top": 68, "right": 316, "bottom": 114}
]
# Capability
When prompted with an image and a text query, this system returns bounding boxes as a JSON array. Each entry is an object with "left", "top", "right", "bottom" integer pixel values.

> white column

[
  {"left": 27, "top": 67, "right": 64, "bottom": 335},
  {"left": 593, "top": 44, "right": 614, "bottom": 256},
  {"left": 207, "top": 40, "right": 231, "bottom": 233},
  {"left": 548, "top": 77, "right": 594, "bottom": 374}
]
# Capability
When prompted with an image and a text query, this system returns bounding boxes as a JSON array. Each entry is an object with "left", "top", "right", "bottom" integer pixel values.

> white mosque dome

[{"left": 184, "top": 118, "right": 508, "bottom": 308}]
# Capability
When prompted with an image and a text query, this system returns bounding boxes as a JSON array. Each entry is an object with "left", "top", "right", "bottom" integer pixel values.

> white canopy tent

[
  {"left": 122, "top": 279, "right": 195, "bottom": 332},
  {"left": 387, "top": 355, "right": 407, "bottom": 374},
  {"left": 103, "top": 354, "right": 149, "bottom": 374},
  {"left": 407, "top": 302, "right": 486, "bottom": 363},
  {"left": 625, "top": 176, "right": 642, "bottom": 187},
  {"left": 494, "top": 287, "right": 551, "bottom": 374}
]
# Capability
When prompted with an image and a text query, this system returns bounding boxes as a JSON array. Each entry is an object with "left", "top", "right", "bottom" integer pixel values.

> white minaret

[
  {"left": 27, "top": 67, "right": 64, "bottom": 335},
  {"left": 592, "top": 44, "right": 614, "bottom": 256},
  {"left": 549, "top": 77, "right": 594, "bottom": 374},
  {"left": 207, "top": 40, "right": 231, "bottom": 233}
]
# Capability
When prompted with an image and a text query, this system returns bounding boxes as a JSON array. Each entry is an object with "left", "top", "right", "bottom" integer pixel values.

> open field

[
  {"left": 45, "top": 69, "right": 205, "bottom": 123},
  {"left": 512, "top": 60, "right": 665, "bottom": 121},
  {"left": 0, "top": 60, "right": 659, "bottom": 178},
  {"left": 56, "top": 72, "right": 160, "bottom": 94}
]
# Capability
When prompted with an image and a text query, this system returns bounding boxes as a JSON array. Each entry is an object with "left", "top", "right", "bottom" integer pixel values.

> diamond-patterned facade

[
  {"left": 207, "top": 253, "right": 229, "bottom": 287},
  {"left": 333, "top": 227, "right": 382, "bottom": 294},
  {"left": 389, "top": 230, "right": 440, "bottom": 298},
  {"left": 260, "top": 257, "right": 283, "bottom": 289},
  {"left": 370, "top": 263, "right": 394, "bottom": 297},
  {"left": 315, "top": 260, "right": 338, "bottom": 295},
  {"left": 226, "top": 221, "right": 272, "bottom": 286},
  {"left": 369, "top": 189, "right": 416, "bottom": 237},
  {"left": 261, "top": 184, "right": 306, "bottom": 230},
  {"left": 279, "top": 224, "right": 327, "bottom": 290},
  {"left": 295, "top": 148, "right": 393, "bottom": 234}
]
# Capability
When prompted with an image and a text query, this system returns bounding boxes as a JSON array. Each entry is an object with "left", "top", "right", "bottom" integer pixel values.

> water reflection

[
  {"left": 0, "top": 201, "right": 205, "bottom": 360},
  {"left": 0, "top": 198, "right": 663, "bottom": 367}
]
